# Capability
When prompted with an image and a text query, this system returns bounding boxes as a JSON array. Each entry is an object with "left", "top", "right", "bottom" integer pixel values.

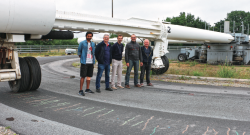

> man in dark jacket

[
  {"left": 95, "top": 34, "right": 113, "bottom": 93},
  {"left": 140, "top": 39, "right": 153, "bottom": 86},
  {"left": 125, "top": 34, "right": 143, "bottom": 88}
]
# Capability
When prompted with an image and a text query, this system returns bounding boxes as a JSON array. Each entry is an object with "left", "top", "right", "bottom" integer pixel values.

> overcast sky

[{"left": 55, "top": 0, "right": 250, "bottom": 38}]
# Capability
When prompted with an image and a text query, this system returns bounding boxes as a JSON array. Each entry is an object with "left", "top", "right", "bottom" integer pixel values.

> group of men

[{"left": 78, "top": 32, "right": 153, "bottom": 96}]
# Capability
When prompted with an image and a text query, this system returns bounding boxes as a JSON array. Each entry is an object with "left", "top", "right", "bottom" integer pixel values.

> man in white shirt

[{"left": 77, "top": 32, "right": 96, "bottom": 96}]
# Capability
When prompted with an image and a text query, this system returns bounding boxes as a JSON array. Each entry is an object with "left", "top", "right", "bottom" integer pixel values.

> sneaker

[
  {"left": 105, "top": 88, "right": 113, "bottom": 91},
  {"left": 140, "top": 83, "right": 144, "bottom": 87},
  {"left": 85, "top": 89, "right": 94, "bottom": 93},
  {"left": 111, "top": 87, "right": 117, "bottom": 90},
  {"left": 125, "top": 85, "right": 130, "bottom": 89},
  {"left": 147, "top": 83, "right": 153, "bottom": 86},
  {"left": 96, "top": 89, "right": 101, "bottom": 93},
  {"left": 117, "top": 86, "right": 124, "bottom": 89},
  {"left": 134, "top": 84, "right": 141, "bottom": 87},
  {"left": 79, "top": 90, "right": 85, "bottom": 96}
]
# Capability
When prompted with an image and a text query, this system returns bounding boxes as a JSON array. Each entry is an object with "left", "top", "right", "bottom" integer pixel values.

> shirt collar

[
  {"left": 103, "top": 41, "right": 109, "bottom": 46},
  {"left": 116, "top": 42, "right": 122, "bottom": 45}
]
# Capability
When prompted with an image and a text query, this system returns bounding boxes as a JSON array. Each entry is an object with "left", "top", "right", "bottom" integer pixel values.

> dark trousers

[
  {"left": 125, "top": 60, "right": 139, "bottom": 85},
  {"left": 140, "top": 62, "right": 151, "bottom": 84},
  {"left": 96, "top": 64, "right": 110, "bottom": 89}
]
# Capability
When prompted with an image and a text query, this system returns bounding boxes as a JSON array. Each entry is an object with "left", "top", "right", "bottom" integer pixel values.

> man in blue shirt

[
  {"left": 78, "top": 31, "right": 96, "bottom": 96},
  {"left": 140, "top": 39, "right": 153, "bottom": 86},
  {"left": 95, "top": 34, "right": 113, "bottom": 93}
]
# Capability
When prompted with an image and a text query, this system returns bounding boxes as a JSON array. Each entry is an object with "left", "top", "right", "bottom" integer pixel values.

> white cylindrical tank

[
  {"left": 0, "top": 0, "right": 56, "bottom": 35},
  {"left": 77, "top": 37, "right": 142, "bottom": 44},
  {"left": 166, "top": 24, "right": 234, "bottom": 43}
]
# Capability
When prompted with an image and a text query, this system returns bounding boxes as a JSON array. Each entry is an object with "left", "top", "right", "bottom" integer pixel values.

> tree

[
  {"left": 225, "top": 11, "right": 250, "bottom": 34},
  {"left": 165, "top": 12, "right": 210, "bottom": 30}
]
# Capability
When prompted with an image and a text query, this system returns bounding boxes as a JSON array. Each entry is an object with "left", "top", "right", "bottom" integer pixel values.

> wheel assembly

[
  {"left": 24, "top": 57, "right": 42, "bottom": 91},
  {"left": 8, "top": 57, "right": 31, "bottom": 92},
  {"left": 178, "top": 53, "right": 187, "bottom": 62},
  {"left": 151, "top": 55, "right": 169, "bottom": 75}
]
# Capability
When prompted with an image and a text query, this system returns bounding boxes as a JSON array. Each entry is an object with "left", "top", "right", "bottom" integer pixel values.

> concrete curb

[{"left": 166, "top": 74, "right": 250, "bottom": 82}]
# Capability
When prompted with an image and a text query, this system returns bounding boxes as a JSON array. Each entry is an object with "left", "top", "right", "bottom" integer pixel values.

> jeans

[
  {"left": 140, "top": 62, "right": 151, "bottom": 84},
  {"left": 111, "top": 59, "right": 123, "bottom": 87},
  {"left": 96, "top": 64, "right": 110, "bottom": 89},
  {"left": 125, "top": 60, "right": 139, "bottom": 86}
]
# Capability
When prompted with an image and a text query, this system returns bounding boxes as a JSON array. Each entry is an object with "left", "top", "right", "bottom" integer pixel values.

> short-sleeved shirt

[{"left": 86, "top": 42, "right": 93, "bottom": 64}]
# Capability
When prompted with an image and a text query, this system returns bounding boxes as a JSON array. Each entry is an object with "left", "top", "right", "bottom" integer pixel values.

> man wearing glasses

[
  {"left": 125, "top": 34, "right": 143, "bottom": 89},
  {"left": 95, "top": 34, "right": 113, "bottom": 93}
]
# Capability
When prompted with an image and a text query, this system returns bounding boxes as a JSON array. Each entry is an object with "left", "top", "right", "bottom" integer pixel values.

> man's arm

[
  {"left": 95, "top": 43, "right": 100, "bottom": 61},
  {"left": 125, "top": 44, "right": 129, "bottom": 67},
  {"left": 121, "top": 44, "right": 124, "bottom": 52},
  {"left": 78, "top": 42, "right": 82, "bottom": 58},
  {"left": 111, "top": 44, "right": 115, "bottom": 56},
  {"left": 125, "top": 44, "right": 129, "bottom": 63},
  {"left": 151, "top": 47, "right": 154, "bottom": 57},
  {"left": 139, "top": 45, "right": 143, "bottom": 66}
]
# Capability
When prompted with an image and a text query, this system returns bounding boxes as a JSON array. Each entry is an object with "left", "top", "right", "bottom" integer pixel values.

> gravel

[{"left": 0, "top": 126, "right": 18, "bottom": 135}]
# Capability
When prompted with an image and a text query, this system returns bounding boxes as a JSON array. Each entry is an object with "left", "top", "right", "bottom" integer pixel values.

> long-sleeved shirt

[
  {"left": 112, "top": 42, "right": 124, "bottom": 60},
  {"left": 125, "top": 41, "right": 142, "bottom": 63}
]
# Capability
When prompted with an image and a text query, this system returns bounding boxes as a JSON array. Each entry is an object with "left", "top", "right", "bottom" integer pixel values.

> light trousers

[{"left": 111, "top": 59, "right": 123, "bottom": 87}]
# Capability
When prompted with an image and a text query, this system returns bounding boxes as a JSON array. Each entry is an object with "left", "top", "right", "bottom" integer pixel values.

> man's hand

[
  {"left": 126, "top": 63, "right": 129, "bottom": 67},
  {"left": 79, "top": 55, "right": 81, "bottom": 58},
  {"left": 140, "top": 62, "right": 143, "bottom": 67}
]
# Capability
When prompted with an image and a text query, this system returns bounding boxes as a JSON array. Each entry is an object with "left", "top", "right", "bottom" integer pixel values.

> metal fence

[
  {"left": 167, "top": 46, "right": 198, "bottom": 50},
  {"left": 16, "top": 45, "right": 79, "bottom": 53},
  {"left": 16, "top": 45, "right": 198, "bottom": 54}
]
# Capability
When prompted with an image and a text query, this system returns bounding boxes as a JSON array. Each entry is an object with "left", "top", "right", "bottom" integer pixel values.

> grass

[
  {"left": 166, "top": 61, "right": 250, "bottom": 79},
  {"left": 192, "top": 71, "right": 203, "bottom": 76},
  {"left": 217, "top": 65, "right": 238, "bottom": 78},
  {"left": 19, "top": 50, "right": 76, "bottom": 57},
  {"left": 72, "top": 62, "right": 81, "bottom": 68},
  {"left": 178, "top": 76, "right": 191, "bottom": 80},
  {"left": 5, "top": 126, "right": 11, "bottom": 129}
]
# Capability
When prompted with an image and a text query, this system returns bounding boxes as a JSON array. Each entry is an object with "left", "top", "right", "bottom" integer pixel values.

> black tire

[
  {"left": 162, "top": 55, "right": 169, "bottom": 73},
  {"left": 151, "top": 55, "right": 170, "bottom": 75},
  {"left": 8, "top": 57, "right": 30, "bottom": 92},
  {"left": 24, "top": 57, "right": 42, "bottom": 91},
  {"left": 178, "top": 53, "right": 187, "bottom": 62}
]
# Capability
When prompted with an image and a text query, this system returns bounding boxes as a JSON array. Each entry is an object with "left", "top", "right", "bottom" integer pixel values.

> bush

[{"left": 217, "top": 65, "right": 238, "bottom": 78}]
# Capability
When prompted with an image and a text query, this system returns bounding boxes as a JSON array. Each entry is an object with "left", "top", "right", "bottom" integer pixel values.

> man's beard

[{"left": 87, "top": 38, "right": 92, "bottom": 41}]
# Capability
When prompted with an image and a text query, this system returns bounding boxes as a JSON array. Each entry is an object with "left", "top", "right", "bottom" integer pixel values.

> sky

[{"left": 55, "top": 0, "right": 250, "bottom": 38}]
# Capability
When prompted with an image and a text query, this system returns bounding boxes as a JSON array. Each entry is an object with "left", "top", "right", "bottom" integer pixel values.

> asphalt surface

[{"left": 1, "top": 55, "right": 250, "bottom": 135}]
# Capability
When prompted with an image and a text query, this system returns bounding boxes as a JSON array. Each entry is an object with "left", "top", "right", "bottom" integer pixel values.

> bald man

[
  {"left": 125, "top": 34, "right": 143, "bottom": 88},
  {"left": 140, "top": 39, "right": 153, "bottom": 86}
]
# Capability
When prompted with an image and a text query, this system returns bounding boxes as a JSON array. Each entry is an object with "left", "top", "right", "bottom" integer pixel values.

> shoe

[
  {"left": 147, "top": 83, "right": 153, "bottom": 86},
  {"left": 135, "top": 84, "right": 141, "bottom": 87},
  {"left": 125, "top": 85, "right": 130, "bottom": 89},
  {"left": 79, "top": 90, "right": 85, "bottom": 96},
  {"left": 111, "top": 87, "right": 117, "bottom": 90},
  {"left": 117, "top": 86, "right": 124, "bottom": 89},
  {"left": 140, "top": 83, "right": 144, "bottom": 87},
  {"left": 85, "top": 89, "right": 94, "bottom": 93},
  {"left": 105, "top": 88, "right": 113, "bottom": 91},
  {"left": 96, "top": 89, "right": 101, "bottom": 93}
]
